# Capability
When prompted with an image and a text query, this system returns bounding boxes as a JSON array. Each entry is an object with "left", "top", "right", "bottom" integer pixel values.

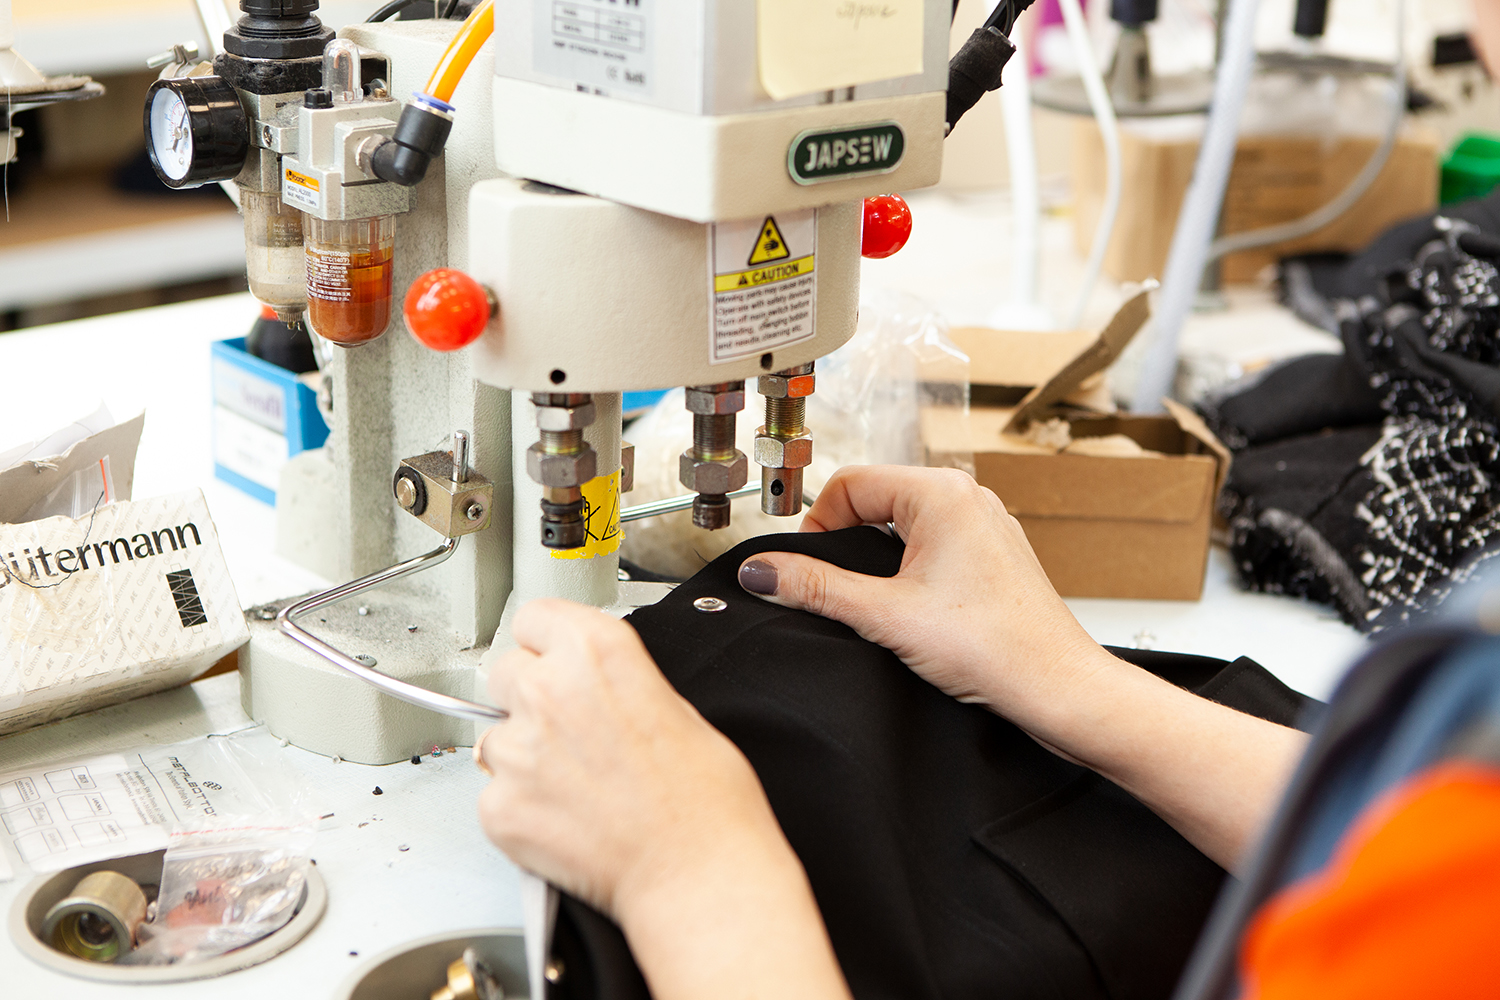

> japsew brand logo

[
  {"left": 788, "top": 122, "right": 904, "bottom": 185},
  {"left": 0, "top": 521, "right": 204, "bottom": 590}
]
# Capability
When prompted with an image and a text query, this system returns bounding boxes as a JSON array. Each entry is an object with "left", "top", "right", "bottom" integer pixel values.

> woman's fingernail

[{"left": 739, "top": 560, "right": 778, "bottom": 595}]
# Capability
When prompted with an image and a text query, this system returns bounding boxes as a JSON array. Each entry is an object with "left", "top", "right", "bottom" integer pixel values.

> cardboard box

[
  {"left": 926, "top": 291, "right": 1230, "bottom": 600},
  {"left": 1072, "top": 121, "right": 1440, "bottom": 284}
]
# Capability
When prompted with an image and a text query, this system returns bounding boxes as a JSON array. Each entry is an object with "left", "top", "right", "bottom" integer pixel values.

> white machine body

[{"left": 236, "top": 2, "right": 948, "bottom": 763}]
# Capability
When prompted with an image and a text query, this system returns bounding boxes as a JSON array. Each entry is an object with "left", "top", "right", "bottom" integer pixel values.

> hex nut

[
  {"left": 535, "top": 402, "right": 596, "bottom": 431},
  {"left": 758, "top": 373, "right": 816, "bottom": 399},
  {"left": 679, "top": 451, "right": 749, "bottom": 494},
  {"left": 754, "top": 430, "right": 814, "bottom": 469},
  {"left": 527, "top": 444, "right": 597, "bottom": 487},
  {"left": 684, "top": 388, "right": 745, "bottom": 415}
]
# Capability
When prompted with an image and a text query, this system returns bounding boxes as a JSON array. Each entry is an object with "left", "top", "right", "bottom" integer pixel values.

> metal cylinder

[
  {"left": 528, "top": 393, "right": 596, "bottom": 549},
  {"left": 764, "top": 396, "right": 807, "bottom": 439},
  {"left": 693, "top": 414, "right": 737, "bottom": 460},
  {"left": 757, "top": 363, "right": 815, "bottom": 517},
  {"left": 42, "top": 870, "right": 148, "bottom": 963},
  {"left": 681, "top": 382, "right": 747, "bottom": 532},
  {"left": 761, "top": 465, "right": 804, "bottom": 517}
]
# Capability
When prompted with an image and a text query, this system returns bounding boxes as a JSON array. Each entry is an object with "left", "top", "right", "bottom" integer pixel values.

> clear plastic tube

[
  {"left": 305, "top": 215, "right": 395, "bottom": 346},
  {"left": 241, "top": 187, "right": 307, "bottom": 322},
  {"left": 323, "top": 38, "right": 362, "bottom": 106}
]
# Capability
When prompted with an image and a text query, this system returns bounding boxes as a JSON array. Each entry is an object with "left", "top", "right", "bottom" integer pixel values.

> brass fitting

[
  {"left": 530, "top": 393, "right": 597, "bottom": 549},
  {"left": 756, "top": 363, "right": 815, "bottom": 516},
  {"left": 42, "top": 870, "right": 148, "bottom": 963},
  {"left": 680, "top": 382, "right": 747, "bottom": 530}
]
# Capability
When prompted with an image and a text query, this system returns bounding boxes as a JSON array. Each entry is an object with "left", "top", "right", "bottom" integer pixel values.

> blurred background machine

[{"left": 138, "top": 0, "right": 950, "bottom": 762}]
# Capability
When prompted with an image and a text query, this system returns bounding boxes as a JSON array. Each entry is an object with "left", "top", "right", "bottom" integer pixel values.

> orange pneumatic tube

[{"left": 425, "top": 0, "right": 494, "bottom": 104}]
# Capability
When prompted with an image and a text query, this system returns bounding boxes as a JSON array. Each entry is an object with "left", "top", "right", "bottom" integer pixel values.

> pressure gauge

[{"left": 143, "top": 76, "right": 250, "bottom": 189}]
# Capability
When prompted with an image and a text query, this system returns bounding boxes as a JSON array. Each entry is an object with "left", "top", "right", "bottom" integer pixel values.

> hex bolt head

[
  {"left": 754, "top": 430, "right": 814, "bottom": 469},
  {"left": 684, "top": 387, "right": 746, "bottom": 414},
  {"left": 534, "top": 402, "right": 596, "bottom": 431},
  {"left": 527, "top": 444, "right": 597, "bottom": 487},
  {"left": 679, "top": 450, "right": 748, "bottom": 495},
  {"left": 758, "top": 373, "right": 816, "bottom": 399}
]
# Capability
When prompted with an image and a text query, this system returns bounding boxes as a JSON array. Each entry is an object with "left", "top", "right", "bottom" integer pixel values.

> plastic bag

[
  {"left": 811, "top": 290, "right": 975, "bottom": 476},
  {"left": 119, "top": 729, "right": 318, "bottom": 965}
]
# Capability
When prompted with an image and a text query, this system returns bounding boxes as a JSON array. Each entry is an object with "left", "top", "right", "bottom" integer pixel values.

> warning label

[
  {"left": 709, "top": 209, "right": 817, "bottom": 364},
  {"left": 282, "top": 167, "right": 320, "bottom": 212}
]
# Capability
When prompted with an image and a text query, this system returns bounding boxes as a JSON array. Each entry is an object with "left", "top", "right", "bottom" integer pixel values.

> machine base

[{"left": 242, "top": 591, "right": 487, "bottom": 765}]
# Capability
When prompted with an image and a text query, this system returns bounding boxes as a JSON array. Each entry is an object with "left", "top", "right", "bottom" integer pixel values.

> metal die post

[
  {"left": 680, "top": 382, "right": 748, "bottom": 531},
  {"left": 527, "top": 393, "right": 598, "bottom": 549},
  {"left": 393, "top": 430, "right": 494, "bottom": 538},
  {"left": 756, "top": 363, "right": 815, "bottom": 516}
]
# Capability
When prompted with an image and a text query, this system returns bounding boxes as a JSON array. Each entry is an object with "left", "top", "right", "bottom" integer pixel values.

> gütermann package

[{"left": 0, "top": 490, "right": 248, "bottom": 736}]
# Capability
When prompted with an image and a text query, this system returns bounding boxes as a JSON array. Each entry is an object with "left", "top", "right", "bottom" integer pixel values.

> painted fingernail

[{"left": 739, "top": 559, "right": 778, "bottom": 595}]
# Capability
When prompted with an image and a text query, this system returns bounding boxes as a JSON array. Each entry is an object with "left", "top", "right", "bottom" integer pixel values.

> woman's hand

[
  {"left": 737, "top": 465, "right": 1309, "bottom": 871},
  {"left": 736, "top": 465, "right": 1115, "bottom": 721},
  {"left": 476, "top": 599, "right": 853, "bottom": 1000}
]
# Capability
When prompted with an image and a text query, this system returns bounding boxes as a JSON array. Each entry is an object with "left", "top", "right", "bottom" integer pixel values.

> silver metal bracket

[
  {"left": 393, "top": 430, "right": 494, "bottom": 538},
  {"left": 276, "top": 536, "right": 507, "bottom": 724}
]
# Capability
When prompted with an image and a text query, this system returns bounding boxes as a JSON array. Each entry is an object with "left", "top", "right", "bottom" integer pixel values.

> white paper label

[
  {"left": 535, "top": 0, "right": 654, "bottom": 95},
  {"left": 214, "top": 405, "right": 289, "bottom": 493},
  {"left": 282, "top": 167, "right": 321, "bottom": 212},
  {"left": 213, "top": 358, "right": 287, "bottom": 434},
  {"left": 0, "top": 745, "right": 263, "bottom": 873},
  {"left": 708, "top": 209, "right": 817, "bottom": 364}
]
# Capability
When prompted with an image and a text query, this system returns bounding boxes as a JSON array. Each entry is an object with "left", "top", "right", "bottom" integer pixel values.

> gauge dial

[
  {"left": 142, "top": 76, "right": 249, "bottom": 189},
  {"left": 149, "top": 87, "right": 193, "bottom": 181}
]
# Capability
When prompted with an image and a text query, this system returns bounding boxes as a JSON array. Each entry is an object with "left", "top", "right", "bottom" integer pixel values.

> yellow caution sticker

[
  {"left": 550, "top": 469, "right": 622, "bottom": 561},
  {"left": 713, "top": 254, "right": 815, "bottom": 293},
  {"left": 747, "top": 215, "right": 791, "bottom": 265},
  {"left": 708, "top": 208, "right": 817, "bottom": 364}
]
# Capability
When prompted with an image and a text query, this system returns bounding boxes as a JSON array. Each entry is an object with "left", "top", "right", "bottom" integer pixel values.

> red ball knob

[
  {"left": 861, "top": 194, "right": 913, "bottom": 259},
  {"left": 403, "top": 268, "right": 494, "bottom": 352}
]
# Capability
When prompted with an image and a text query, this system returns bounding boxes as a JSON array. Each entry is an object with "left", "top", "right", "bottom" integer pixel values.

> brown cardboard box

[
  {"left": 927, "top": 291, "right": 1230, "bottom": 600},
  {"left": 1072, "top": 121, "right": 1439, "bottom": 284}
]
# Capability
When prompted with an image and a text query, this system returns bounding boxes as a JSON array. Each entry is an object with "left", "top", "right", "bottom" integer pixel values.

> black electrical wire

[{"left": 367, "top": 0, "right": 424, "bottom": 22}]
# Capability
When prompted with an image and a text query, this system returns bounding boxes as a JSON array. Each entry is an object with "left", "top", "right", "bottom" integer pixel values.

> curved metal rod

[
  {"left": 619, "top": 485, "right": 819, "bottom": 523},
  {"left": 276, "top": 536, "right": 507, "bottom": 724}
]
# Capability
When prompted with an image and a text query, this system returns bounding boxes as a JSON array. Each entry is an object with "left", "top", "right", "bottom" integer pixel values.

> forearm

[
  {"left": 1003, "top": 644, "right": 1308, "bottom": 871},
  {"left": 617, "top": 831, "right": 853, "bottom": 1000}
]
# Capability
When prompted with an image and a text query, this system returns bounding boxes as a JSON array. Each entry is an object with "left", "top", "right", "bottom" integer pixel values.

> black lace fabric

[{"left": 1217, "top": 221, "right": 1500, "bottom": 632}]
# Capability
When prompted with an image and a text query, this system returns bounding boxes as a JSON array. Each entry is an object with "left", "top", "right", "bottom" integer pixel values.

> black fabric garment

[
  {"left": 1197, "top": 354, "right": 1386, "bottom": 450},
  {"left": 1278, "top": 186, "right": 1500, "bottom": 331},
  {"left": 547, "top": 527, "right": 1314, "bottom": 1000},
  {"left": 1208, "top": 219, "right": 1500, "bottom": 632},
  {"left": 1218, "top": 427, "right": 1382, "bottom": 622}
]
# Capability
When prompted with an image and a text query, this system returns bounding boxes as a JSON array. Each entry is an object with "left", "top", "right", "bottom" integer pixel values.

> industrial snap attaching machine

[{"left": 143, "top": 0, "right": 961, "bottom": 765}]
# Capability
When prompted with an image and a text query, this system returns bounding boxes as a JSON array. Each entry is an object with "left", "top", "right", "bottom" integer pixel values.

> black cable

[{"left": 367, "top": 0, "right": 424, "bottom": 22}]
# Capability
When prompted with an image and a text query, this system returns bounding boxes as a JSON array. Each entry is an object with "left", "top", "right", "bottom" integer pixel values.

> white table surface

[{"left": 0, "top": 189, "right": 1369, "bottom": 995}]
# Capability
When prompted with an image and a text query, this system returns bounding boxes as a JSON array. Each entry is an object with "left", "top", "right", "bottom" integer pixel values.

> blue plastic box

[{"left": 210, "top": 337, "right": 329, "bottom": 505}]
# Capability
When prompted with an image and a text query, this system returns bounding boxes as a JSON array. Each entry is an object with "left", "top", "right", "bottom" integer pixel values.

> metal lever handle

[{"left": 277, "top": 536, "right": 507, "bottom": 724}]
